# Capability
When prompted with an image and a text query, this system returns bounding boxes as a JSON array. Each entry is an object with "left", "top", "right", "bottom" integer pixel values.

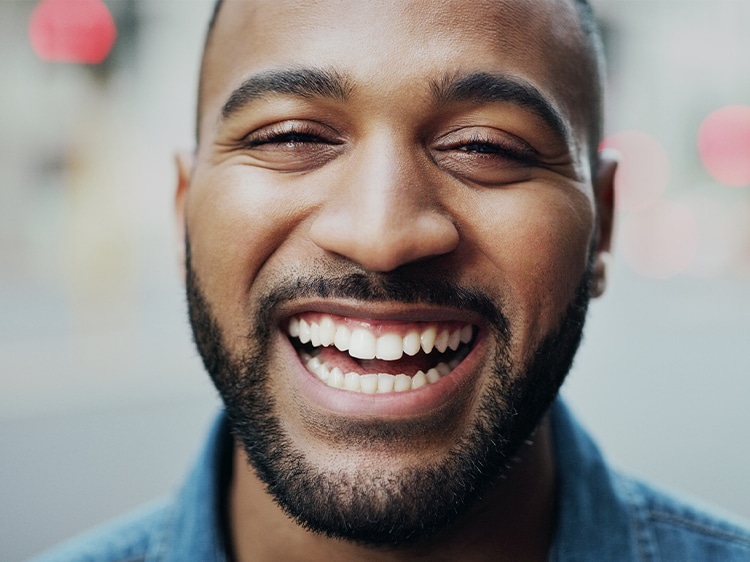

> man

[{"left": 35, "top": 0, "right": 750, "bottom": 560}]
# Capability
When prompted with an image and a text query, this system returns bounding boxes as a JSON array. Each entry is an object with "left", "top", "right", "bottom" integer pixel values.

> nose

[{"left": 308, "top": 137, "right": 459, "bottom": 272}]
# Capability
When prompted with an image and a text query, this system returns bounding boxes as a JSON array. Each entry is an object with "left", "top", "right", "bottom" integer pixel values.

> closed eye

[
  {"left": 454, "top": 135, "right": 538, "bottom": 164},
  {"left": 234, "top": 120, "right": 344, "bottom": 172},
  {"left": 431, "top": 128, "right": 540, "bottom": 185},
  {"left": 246, "top": 130, "right": 328, "bottom": 148},
  {"left": 242, "top": 121, "right": 342, "bottom": 150}
]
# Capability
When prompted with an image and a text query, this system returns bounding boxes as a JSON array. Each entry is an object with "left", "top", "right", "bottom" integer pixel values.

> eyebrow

[
  {"left": 431, "top": 72, "right": 571, "bottom": 145},
  {"left": 220, "top": 67, "right": 570, "bottom": 145},
  {"left": 221, "top": 68, "right": 352, "bottom": 119}
]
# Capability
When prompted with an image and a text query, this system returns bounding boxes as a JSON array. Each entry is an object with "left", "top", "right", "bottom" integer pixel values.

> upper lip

[{"left": 276, "top": 300, "right": 485, "bottom": 327}]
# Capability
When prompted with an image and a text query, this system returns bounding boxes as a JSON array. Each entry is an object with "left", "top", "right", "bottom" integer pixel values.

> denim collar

[
  {"left": 159, "top": 413, "right": 233, "bottom": 562},
  {"left": 547, "top": 399, "right": 640, "bottom": 560}
]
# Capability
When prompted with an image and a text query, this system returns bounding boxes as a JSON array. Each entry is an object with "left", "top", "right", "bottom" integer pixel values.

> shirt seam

[
  {"left": 620, "top": 474, "right": 660, "bottom": 562},
  {"left": 647, "top": 510, "right": 750, "bottom": 547}
]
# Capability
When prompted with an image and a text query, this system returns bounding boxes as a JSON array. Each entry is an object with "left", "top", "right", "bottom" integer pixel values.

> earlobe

[
  {"left": 591, "top": 251, "right": 611, "bottom": 298},
  {"left": 174, "top": 150, "right": 194, "bottom": 283},
  {"left": 591, "top": 150, "right": 618, "bottom": 298}
]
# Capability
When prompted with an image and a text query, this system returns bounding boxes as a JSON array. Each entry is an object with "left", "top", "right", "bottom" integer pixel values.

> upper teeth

[{"left": 288, "top": 315, "right": 473, "bottom": 361}]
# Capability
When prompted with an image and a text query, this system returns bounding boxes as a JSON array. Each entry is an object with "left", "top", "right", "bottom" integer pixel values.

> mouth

[{"left": 286, "top": 312, "right": 476, "bottom": 394}]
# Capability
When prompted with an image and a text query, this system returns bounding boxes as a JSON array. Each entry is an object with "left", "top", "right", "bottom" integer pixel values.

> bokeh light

[
  {"left": 600, "top": 131, "right": 671, "bottom": 212},
  {"left": 620, "top": 201, "right": 699, "bottom": 279},
  {"left": 29, "top": 0, "right": 116, "bottom": 65},
  {"left": 680, "top": 194, "right": 743, "bottom": 278},
  {"left": 698, "top": 105, "right": 750, "bottom": 187}
]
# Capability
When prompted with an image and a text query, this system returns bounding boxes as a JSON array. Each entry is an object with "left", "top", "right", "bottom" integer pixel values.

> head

[{"left": 177, "top": 0, "right": 615, "bottom": 547}]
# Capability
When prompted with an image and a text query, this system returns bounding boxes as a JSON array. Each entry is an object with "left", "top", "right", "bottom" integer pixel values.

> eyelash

[
  {"left": 454, "top": 134, "right": 537, "bottom": 164},
  {"left": 242, "top": 124, "right": 333, "bottom": 148}
]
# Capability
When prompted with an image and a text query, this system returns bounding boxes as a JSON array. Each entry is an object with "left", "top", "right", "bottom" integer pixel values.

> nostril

[{"left": 308, "top": 198, "right": 459, "bottom": 273}]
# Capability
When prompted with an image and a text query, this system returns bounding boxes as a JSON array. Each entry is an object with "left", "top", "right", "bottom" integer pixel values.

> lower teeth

[{"left": 301, "top": 353, "right": 460, "bottom": 393}]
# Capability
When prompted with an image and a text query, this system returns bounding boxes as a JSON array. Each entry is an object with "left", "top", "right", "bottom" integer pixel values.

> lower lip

[{"left": 283, "top": 331, "right": 487, "bottom": 419}]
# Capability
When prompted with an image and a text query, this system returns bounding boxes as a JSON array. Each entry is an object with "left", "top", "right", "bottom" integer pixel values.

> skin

[{"left": 175, "top": 0, "right": 616, "bottom": 560}]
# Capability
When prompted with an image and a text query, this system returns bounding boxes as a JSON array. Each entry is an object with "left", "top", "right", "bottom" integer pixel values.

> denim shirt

[{"left": 31, "top": 399, "right": 750, "bottom": 561}]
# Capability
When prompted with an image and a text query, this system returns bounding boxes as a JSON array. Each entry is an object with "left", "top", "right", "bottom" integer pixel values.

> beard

[{"left": 186, "top": 238, "right": 592, "bottom": 547}]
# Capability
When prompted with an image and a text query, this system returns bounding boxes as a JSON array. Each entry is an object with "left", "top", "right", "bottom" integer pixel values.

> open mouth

[{"left": 287, "top": 313, "right": 475, "bottom": 394}]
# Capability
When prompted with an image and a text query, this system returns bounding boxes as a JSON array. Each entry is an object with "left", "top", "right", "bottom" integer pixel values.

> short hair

[
  {"left": 571, "top": 0, "right": 607, "bottom": 159},
  {"left": 207, "top": 0, "right": 224, "bottom": 41},
  {"left": 195, "top": 0, "right": 225, "bottom": 141},
  {"left": 198, "top": 0, "right": 605, "bottom": 163}
]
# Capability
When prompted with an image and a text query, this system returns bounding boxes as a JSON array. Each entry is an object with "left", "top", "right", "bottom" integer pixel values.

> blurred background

[{"left": 1, "top": 0, "right": 748, "bottom": 559}]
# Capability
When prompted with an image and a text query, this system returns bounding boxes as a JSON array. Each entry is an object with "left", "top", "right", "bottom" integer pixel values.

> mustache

[
  {"left": 183, "top": 233, "right": 509, "bottom": 342},
  {"left": 253, "top": 272, "right": 510, "bottom": 341}
]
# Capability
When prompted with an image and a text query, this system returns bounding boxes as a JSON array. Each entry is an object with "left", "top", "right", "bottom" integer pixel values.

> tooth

[
  {"left": 412, "top": 370, "right": 427, "bottom": 389},
  {"left": 403, "top": 331, "right": 421, "bottom": 356},
  {"left": 426, "top": 367, "right": 441, "bottom": 383},
  {"left": 298, "top": 319, "right": 311, "bottom": 344},
  {"left": 334, "top": 325, "right": 351, "bottom": 351},
  {"left": 435, "top": 330, "right": 449, "bottom": 353},
  {"left": 448, "top": 357, "right": 460, "bottom": 370},
  {"left": 376, "top": 333, "right": 403, "bottom": 360},
  {"left": 327, "top": 367, "right": 345, "bottom": 389},
  {"left": 306, "top": 356, "right": 322, "bottom": 371},
  {"left": 288, "top": 317, "right": 300, "bottom": 337},
  {"left": 420, "top": 326, "right": 437, "bottom": 353},
  {"left": 360, "top": 374, "right": 378, "bottom": 394},
  {"left": 377, "top": 373, "right": 396, "bottom": 393},
  {"left": 344, "top": 372, "right": 361, "bottom": 391},
  {"left": 460, "top": 324, "right": 473, "bottom": 344},
  {"left": 349, "top": 328, "right": 376, "bottom": 359},
  {"left": 394, "top": 374, "right": 412, "bottom": 392},
  {"left": 317, "top": 363, "right": 330, "bottom": 382},
  {"left": 319, "top": 316, "right": 336, "bottom": 346},
  {"left": 309, "top": 322, "right": 321, "bottom": 347},
  {"left": 436, "top": 362, "right": 451, "bottom": 376},
  {"left": 448, "top": 329, "right": 461, "bottom": 351}
]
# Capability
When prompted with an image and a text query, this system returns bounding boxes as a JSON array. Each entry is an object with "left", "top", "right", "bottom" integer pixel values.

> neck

[{"left": 228, "top": 416, "right": 556, "bottom": 562}]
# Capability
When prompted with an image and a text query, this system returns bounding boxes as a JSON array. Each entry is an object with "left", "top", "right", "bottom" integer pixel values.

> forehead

[{"left": 200, "top": 0, "right": 589, "bottom": 142}]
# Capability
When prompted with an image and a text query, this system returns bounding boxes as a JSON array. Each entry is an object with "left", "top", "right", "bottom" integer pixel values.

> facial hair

[{"left": 186, "top": 238, "right": 592, "bottom": 547}]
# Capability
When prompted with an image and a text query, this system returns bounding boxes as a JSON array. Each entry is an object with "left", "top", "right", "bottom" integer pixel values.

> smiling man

[{"left": 34, "top": 0, "right": 750, "bottom": 561}]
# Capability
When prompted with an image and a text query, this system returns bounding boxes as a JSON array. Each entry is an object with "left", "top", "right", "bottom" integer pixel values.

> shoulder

[
  {"left": 549, "top": 399, "right": 750, "bottom": 561},
  {"left": 28, "top": 499, "right": 173, "bottom": 562},
  {"left": 615, "top": 472, "right": 750, "bottom": 561}
]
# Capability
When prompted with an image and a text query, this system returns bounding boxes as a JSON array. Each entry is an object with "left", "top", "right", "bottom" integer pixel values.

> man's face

[{"left": 180, "top": 0, "right": 610, "bottom": 546}]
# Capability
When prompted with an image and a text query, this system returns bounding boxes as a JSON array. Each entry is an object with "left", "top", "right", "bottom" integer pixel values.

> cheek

[
  {"left": 185, "top": 168, "right": 310, "bottom": 339},
  {"left": 460, "top": 186, "right": 594, "bottom": 343}
]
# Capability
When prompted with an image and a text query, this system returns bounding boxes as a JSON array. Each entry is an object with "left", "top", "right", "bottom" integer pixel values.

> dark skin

[{"left": 176, "top": 0, "right": 615, "bottom": 560}]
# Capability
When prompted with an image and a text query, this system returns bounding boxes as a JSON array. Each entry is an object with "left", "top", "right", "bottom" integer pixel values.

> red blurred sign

[
  {"left": 698, "top": 105, "right": 750, "bottom": 187},
  {"left": 29, "top": 0, "right": 117, "bottom": 64}
]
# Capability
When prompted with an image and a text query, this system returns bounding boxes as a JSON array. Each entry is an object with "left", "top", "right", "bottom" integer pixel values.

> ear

[
  {"left": 174, "top": 150, "right": 193, "bottom": 283},
  {"left": 591, "top": 149, "right": 617, "bottom": 298}
]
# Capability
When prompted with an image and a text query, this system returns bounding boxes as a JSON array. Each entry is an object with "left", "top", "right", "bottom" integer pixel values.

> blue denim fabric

[
  {"left": 30, "top": 400, "right": 750, "bottom": 561},
  {"left": 548, "top": 401, "right": 750, "bottom": 561}
]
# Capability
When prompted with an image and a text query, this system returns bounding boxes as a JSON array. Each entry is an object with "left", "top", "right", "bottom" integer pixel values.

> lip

[
  {"left": 277, "top": 299, "right": 486, "bottom": 326},
  {"left": 277, "top": 303, "right": 488, "bottom": 419}
]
